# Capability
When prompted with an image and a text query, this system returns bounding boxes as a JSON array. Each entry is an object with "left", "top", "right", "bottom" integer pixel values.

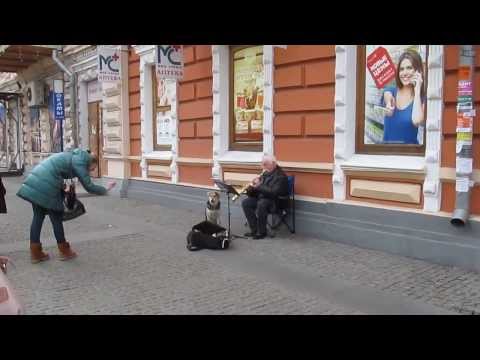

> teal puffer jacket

[{"left": 17, "top": 149, "right": 107, "bottom": 211}]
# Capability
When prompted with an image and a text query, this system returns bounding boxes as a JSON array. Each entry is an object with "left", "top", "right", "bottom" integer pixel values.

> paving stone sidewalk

[{"left": 1, "top": 177, "right": 477, "bottom": 314}]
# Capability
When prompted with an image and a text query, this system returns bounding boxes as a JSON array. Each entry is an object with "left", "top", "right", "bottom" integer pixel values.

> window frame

[
  {"left": 229, "top": 45, "right": 264, "bottom": 152},
  {"left": 355, "top": 45, "right": 429, "bottom": 156},
  {"left": 152, "top": 68, "right": 172, "bottom": 152}
]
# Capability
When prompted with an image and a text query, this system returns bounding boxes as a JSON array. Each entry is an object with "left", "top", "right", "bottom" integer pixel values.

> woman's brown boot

[
  {"left": 30, "top": 243, "right": 50, "bottom": 264},
  {"left": 57, "top": 241, "right": 77, "bottom": 261}
]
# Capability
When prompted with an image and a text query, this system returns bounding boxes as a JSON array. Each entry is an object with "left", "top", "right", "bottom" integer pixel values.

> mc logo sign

[
  {"left": 157, "top": 45, "right": 182, "bottom": 66},
  {"left": 99, "top": 53, "right": 120, "bottom": 73},
  {"left": 156, "top": 45, "right": 184, "bottom": 80},
  {"left": 98, "top": 47, "right": 121, "bottom": 82}
]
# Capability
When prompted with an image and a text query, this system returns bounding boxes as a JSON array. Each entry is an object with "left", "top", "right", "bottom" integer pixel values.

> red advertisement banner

[{"left": 367, "top": 47, "right": 396, "bottom": 89}]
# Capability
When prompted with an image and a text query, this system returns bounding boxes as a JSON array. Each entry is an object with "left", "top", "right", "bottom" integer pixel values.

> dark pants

[
  {"left": 0, "top": 177, "right": 6, "bottom": 214},
  {"left": 242, "top": 197, "right": 275, "bottom": 235},
  {"left": 30, "top": 204, "right": 65, "bottom": 244}
]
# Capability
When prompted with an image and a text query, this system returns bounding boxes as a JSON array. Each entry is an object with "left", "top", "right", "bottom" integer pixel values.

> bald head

[{"left": 261, "top": 155, "right": 277, "bottom": 172}]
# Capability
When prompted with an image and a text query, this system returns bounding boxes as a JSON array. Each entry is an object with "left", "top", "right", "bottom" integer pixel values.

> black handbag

[
  {"left": 62, "top": 155, "right": 86, "bottom": 222},
  {"left": 62, "top": 180, "right": 86, "bottom": 222}
]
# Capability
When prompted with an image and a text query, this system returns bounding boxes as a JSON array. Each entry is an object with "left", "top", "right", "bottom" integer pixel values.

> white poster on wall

[
  {"left": 456, "top": 177, "right": 470, "bottom": 192},
  {"left": 156, "top": 112, "right": 171, "bottom": 145},
  {"left": 456, "top": 157, "right": 473, "bottom": 174},
  {"left": 87, "top": 80, "right": 101, "bottom": 103}
]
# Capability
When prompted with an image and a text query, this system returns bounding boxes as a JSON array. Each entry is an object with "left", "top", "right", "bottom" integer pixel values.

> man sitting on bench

[{"left": 242, "top": 155, "right": 289, "bottom": 239}]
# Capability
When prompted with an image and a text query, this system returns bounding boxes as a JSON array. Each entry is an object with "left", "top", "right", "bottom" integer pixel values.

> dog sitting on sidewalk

[{"left": 205, "top": 191, "right": 221, "bottom": 225}]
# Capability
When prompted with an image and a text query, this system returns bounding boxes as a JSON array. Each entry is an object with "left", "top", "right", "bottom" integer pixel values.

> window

[
  {"left": 28, "top": 83, "right": 62, "bottom": 154},
  {"left": 152, "top": 68, "right": 173, "bottom": 151},
  {"left": 356, "top": 45, "right": 429, "bottom": 155},
  {"left": 230, "top": 45, "right": 264, "bottom": 151}
]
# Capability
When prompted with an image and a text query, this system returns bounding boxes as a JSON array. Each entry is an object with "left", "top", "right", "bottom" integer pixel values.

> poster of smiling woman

[{"left": 364, "top": 45, "right": 428, "bottom": 146}]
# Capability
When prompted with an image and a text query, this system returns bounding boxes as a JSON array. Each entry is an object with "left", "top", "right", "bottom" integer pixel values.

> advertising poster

[
  {"left": 456, "top": 177, "right": 470, "bottom": 192},
  {"left": 154, "top": 77, "right": 176, "bottom": 148},
  {"left": 156, "top": 113, "right": 171, "bottom": 146},
  {"left": 364, "top": 45, "right": 428, "bottom": 146},
  {"left": 456, "top": 113, "right": 473, "bottom": 131},
  {"left": 233, "top": 46, "right": 264, "bottom": 143}
]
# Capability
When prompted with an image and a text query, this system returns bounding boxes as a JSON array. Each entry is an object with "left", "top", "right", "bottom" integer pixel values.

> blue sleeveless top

[{"left": 382, "top": 87, "right": 422, "bottom": 145}]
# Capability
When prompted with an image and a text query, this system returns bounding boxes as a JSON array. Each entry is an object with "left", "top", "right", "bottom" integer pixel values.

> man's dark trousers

[{"left": 242, "top": 196, "right": 275, "bottom": 235}]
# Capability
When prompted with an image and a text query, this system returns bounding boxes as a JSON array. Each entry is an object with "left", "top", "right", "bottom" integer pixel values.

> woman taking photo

[
  {"left": 382, "top": 49, "right": 426, "bottom": 145},
  {"left": 17, "top": 149, "right": 116, "bottom": 263}
]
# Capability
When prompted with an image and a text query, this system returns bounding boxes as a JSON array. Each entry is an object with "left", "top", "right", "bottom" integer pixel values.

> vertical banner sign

[
  {"left": 53, "top": 79, "right": 64, "bottom": 152},
  {"left": 156, "top": 45, "right": 184, "bottom": 80},
  {"left": 53, "top": 80, "right": 64, "bottom": 120},
  {"left": 98, "top": 46, "right": 121, "bottom": 82}
]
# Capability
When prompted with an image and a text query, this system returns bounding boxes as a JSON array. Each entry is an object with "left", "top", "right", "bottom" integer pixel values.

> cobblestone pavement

[{"left": 1, "top": 176, "right": 478, "bottom": 315}]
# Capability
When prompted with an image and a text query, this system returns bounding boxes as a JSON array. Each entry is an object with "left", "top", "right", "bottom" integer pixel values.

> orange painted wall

[
  {"left": 177, "top": 45, "right": 214, "bottom": 185},
  {"left": 130, "top": 161, "right": 141, "bottom": 178},
  {"left": 274, "top": 46, "right": 335, "bottom": 198},
  {"left": 287, "top": 172, "right": 333, "bottom": 198},
  {"left": 441, "top": 182, "right": 480, "bottom": 214},
  {"left": 178, "top": 165, "right": 212, "bottom": 186},
  {"left": 440, "top": 46, "right": 480, "bottom": 214}
]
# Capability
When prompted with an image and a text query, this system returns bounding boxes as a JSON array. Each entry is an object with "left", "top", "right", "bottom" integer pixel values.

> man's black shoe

[
  {"left": 244, "top": 232, "right": 256, "bottom": 237},
  {"left": 253, "top": 233, "right": 267, "bottom": 240}
]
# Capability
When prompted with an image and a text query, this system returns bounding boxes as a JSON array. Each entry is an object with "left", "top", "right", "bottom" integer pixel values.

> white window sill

[
  {"left": 341, "top": 154, "right": 426, "bottom": 174},
  {"left": 143, "top": 151, "right": 172, "bottom": 161},
  {"left": 217, "top": 151, "right": 263, "bottom": 164}
]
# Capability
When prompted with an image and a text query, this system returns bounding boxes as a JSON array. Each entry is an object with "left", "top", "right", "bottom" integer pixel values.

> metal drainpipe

[
  {"left": 52, "top": 48, "right": 72, "bottom": 77},
  {"left": 52, "top": 47, "right": 78, "bottom": 148},
  {"left": 451, "top": 45, "right": 476, "bottom": 226}
]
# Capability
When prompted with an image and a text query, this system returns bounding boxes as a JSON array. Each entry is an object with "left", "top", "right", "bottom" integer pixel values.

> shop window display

[
  {"left": 29, "top": 84, "right": 62, "bottom": 154},
  {"left": 152, "top": 69, "right": 174, "bottom": 151},
  {"left": 356, "top": 45, "right": 428, "bottom": 155},
  {"left": 230, "top": 46, "right": 264, "bottom": 151}
]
